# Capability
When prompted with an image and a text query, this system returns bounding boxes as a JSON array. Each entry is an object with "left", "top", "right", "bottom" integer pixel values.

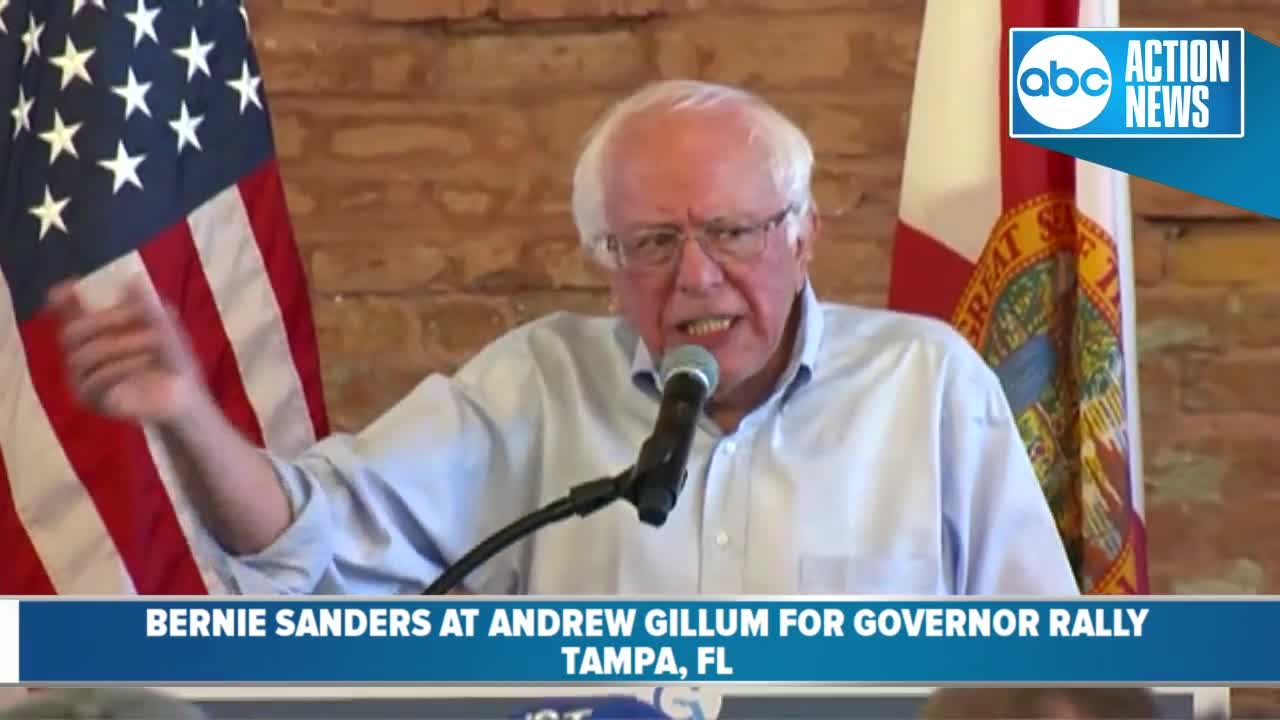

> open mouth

[{"left": 677, "top": 315, "right": 741, "bottom": 338}]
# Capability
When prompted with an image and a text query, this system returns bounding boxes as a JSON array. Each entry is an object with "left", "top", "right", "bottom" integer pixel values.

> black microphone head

[{"left": 659, "top": 344, "right": 719, "bottom": 395}]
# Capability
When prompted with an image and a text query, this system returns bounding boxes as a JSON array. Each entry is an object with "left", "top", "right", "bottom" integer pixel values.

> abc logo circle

[{"left": 1016, "top": 34, "right": 1112, "bottom": 130}]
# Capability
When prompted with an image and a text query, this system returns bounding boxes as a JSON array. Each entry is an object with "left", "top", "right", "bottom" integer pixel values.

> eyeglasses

[{"left": 604, "top": 205, "right": 795, "bottom": 270}]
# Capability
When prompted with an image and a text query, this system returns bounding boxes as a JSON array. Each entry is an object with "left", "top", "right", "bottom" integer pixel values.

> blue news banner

[
  {"left": 1010, "top": 28, "right": 1245, "bottom": 138},
  {"left": 3, "top": 598, "right": 1280, "bottom": 684}
]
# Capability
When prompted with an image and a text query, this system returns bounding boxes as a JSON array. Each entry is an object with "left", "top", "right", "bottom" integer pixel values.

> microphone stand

[{"left": 421, "top": 441, "right": 679, "bottom": 596}]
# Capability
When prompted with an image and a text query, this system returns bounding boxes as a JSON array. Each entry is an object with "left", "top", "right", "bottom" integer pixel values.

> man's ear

[{"left": 794, "top": 205, "right": 820, "bottom": 265}]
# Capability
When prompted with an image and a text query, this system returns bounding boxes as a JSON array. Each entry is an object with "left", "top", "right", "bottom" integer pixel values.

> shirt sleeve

[
  {"left": 941, "top": 359, "right": 1082, "bottom": 596},
  {"left": 211, "top": 342, "right": 545, "bottom": 597}
]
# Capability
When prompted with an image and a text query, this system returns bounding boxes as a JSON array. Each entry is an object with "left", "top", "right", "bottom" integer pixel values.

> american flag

[{"left": 0, "top": 0, "right": 328, "bottom": 595}]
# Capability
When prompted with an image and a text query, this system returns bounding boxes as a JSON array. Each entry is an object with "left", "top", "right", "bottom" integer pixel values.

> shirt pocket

[{"left": 798, "top": 553, "right": 940, "bottom": 595}]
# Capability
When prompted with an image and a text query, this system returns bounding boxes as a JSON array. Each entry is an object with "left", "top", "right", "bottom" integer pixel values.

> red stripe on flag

[
  {"left": 887, "top": 220, "right": 976, "bottom": 321},
  {"left": 999, "top": 0, "right": 1079, "bottom": 208},
  {"left": 0, "top": 448, "right": 57, "bottom": 594},
  {"left": 140, "top": 223, "right": 266, "bottom": 448},
  {"left": 238, "top": 160, "right": 330, "bottom": 440},
  {"left": 20, "top": 311, "right": 207, "bottom": 595}
]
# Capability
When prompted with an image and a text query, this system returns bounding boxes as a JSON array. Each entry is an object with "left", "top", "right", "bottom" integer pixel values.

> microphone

[
  {"left": 420, "top": 344, "right": 718, "bottom": 595},
  {"left": 632, "top": 344, "right": 719, "bottom": 527}
]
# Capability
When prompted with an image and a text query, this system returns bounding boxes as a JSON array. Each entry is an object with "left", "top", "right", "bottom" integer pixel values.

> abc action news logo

[{"left": 1009, "top": 28, "right": 1245, "bottom": 138}]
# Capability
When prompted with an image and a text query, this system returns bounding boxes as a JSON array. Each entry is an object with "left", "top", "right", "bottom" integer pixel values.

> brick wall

[{"left": 246, "top": 0, "right": 1280, "bottom": 596}]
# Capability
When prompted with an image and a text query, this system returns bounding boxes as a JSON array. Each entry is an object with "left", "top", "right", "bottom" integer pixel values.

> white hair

[{"left": 571, "top": 79, "right": 816, "bottom": 268}]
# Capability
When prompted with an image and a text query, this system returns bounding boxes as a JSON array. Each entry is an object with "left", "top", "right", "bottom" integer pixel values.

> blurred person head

[
  {"left": 0, "top": 688, "right": 207, "bottom": 719},
  {"left": 919, "top": 686, "right": 1162, "bottom": 719},
  {"left": 572, "top": 79, "right": 819, "bottom": 422}
]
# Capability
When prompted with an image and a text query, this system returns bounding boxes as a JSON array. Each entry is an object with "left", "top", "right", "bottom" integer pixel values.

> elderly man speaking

[{"left": 51, "top": 79, "right": 1078, "bottom": 597}]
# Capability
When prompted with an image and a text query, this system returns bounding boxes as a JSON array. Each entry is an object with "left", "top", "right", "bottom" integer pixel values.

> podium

[{"left": 166, "top": 686, "right": 1228, "bottom": 719}]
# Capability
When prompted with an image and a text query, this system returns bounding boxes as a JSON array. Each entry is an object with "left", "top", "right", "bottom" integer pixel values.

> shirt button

[{"left": 715, "top": 531, "right": 730, "bottom": 548}]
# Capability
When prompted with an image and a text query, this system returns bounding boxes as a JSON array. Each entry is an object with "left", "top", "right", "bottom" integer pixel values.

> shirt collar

[{"left": 626, "top": 279, "right": 824, "bottom": 409}]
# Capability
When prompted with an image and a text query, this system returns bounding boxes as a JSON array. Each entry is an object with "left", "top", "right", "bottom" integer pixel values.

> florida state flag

[{"left": 888, "top": 0, "right": 1148, "bottom": 593}]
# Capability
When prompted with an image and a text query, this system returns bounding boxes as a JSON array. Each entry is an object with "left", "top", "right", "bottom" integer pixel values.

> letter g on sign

[{"left": 1017, "top": 33, "right": 1112, "bottom": 129}]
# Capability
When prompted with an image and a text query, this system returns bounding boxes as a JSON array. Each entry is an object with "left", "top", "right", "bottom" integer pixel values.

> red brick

[
  {"left": 1142, "top": 498, "right": 1223, "bottom": 593},
  {"left": 313, "top": 295, "right": 423, "bottom": 361},
  {"left": 321, "top": 361, "right": 435, "bottom": 433},
  {"left": 1137, "top": 356, "right": 1181, "bottom": 429},
  {"left": 375, "top": 0, "right": 494, "bottom": 20},
  {"left": 454, "top": 231, "right": 528, "bottom": 291},
  {"left": 809, "top": 236, "right": 891, "bottom": 296},
  {"left": 526, "top": 95, "right": 615, "bottom": 158},
  {"left": 278, "top": 0, "right": 370, "bottom": 19},
  {"left": 1131, "top": 176, "right": 1265, "bottom": 220},
  {"left": 281, "top": 179, "right": 318, "bottom": 217},
  {"left": 525, "top": 236, "right": 607, "bottom": 289},
  {"left": 705, "top": 0, "right": 913, "bottom": 8},
  {"left": 511, "top": 290, "right": 612, "bottom": 323},
  {"left": 330, "top": 122, "right": 474, "bottom": 160},
  {"left": 499, "top": 0, "right": 706, "bottom": 19},
  {"left": 1143, "top": 435, "right": 1226, "bottom": 506},
  {"left": 1230, "top": 289, "right": 1280, "bottom": 349},
  {"left": 1134, "top": 288, "right": 1229, "bottom": 356},
  {"left": 432, "top": 32, "right": 650, "bottom": 97},
  {"left": 255, "top": 24, "right": 435, "bottom": 96},
  {"left": 285, "top": 177, "right": 442, "bottom": 234},
  {"left": 270, "top": 113, "right": 309, "bottom": 159},
  {"left": 416, "top": 295, "right": 516, "bottom": 359},
  {"left": 656, "top": 15, "right": 913, "bottom": 89},
  {"left": 310, "top": 244, "right": 450, "bottom": 294},
  {"left": 1166, "top": 557, "right": 1266, "bottom": 595},
  {"left": 278, "top": 0, "right": 495, "bottom": 20},
  {"left": 1183, "top": 353, "right": 1280, "bottom": 414},
  {"left": 271, "top": 99, "right": 531, "bottom": 168},
  {"left": 775, "top": 91, "right": 910, "bottom": 158},
  {"left": 1168, "top": 222, "right": 1280, "bottom": 286},
  {"left": 1131, "top": 220, "right": 1167, "bottom": 287}
]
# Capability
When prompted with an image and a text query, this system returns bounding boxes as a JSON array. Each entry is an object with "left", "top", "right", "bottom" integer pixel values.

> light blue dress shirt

[{"left": 216, "top": 282, "right": 1080, "bottom": 597}]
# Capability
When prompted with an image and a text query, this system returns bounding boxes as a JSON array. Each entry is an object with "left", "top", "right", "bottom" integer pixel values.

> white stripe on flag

[
  {"left": 75, "top": 256, "right": 229, "bottom": 595},
  {"left": 187, "top": 187, "right": 316, "bottom": 457},
  {"left": 0, "top": 600, "right": 16, "bottom": 685},
  {"left": 0, "top": 274, "right": 133, "bottom": 595},
  {"left": 1075, "top": 0, "right": 1144, "bottom": 516},
  {"left": 897, "top": 0, "right": 1003, "bottom": 263}
]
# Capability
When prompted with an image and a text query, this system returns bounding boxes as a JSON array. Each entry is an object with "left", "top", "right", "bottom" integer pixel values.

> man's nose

[{"left": 673, "top": 235, "right": 724, "bottom": 292}]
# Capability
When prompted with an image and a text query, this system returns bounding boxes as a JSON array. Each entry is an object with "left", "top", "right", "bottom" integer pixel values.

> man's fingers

[
  {"left": 125, "top": 278, "right": 170, "bottom": 324},
  {"left": 47, "top": 278, "right": 86, "bottom": 325},
  {"left": 76, "top": 354, "right": 155, "bottom": 412},
  {"left": 65, "top": 328, "right": 165, "bottom": 387},
  {"left": 59, "top": 303, "right": 154, "bottom": 354}
]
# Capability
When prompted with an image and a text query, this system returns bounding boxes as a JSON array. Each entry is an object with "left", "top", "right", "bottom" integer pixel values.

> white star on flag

[
  {"left": 169, "top": 101, "right": 204, "bottom": 152},
  {"left": 29, "top": 187, "right": 70, "bottom": 241},
  {"left": 227, "top": 61, "right": 262, "bottom": 113},
  {"left": 0, "top": 0, "right": 9, "bottom": 35},
  {"left": 38, "top": 111, "right": 82, "bottom": 163},
  {"left": 173, "top": 28, "right": 214, "bottom": 81},
  {"left": 99, "top": 141, "right": 147, "bottom": 194},
  {"left": 50, "top": 36, "right": 95, "bottom": 90},
  {"left": 21, "top": 15, "right": 42, "bottom": 64},
  {"left": 72, "top": 0, "right": 106, "bottom": 16},
  {"left": 124, "top": 0, "right": 160, "bottom": 47},
  {"left": 112, "top": 68, "right": 153, "bottom": 120},
  {"left": 10, "top": 85, "right": 32, "bottom": 139}
]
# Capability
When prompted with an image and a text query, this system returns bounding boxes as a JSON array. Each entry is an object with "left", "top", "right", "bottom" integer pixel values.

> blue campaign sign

[
  {"left": 1009, "top": 28, "right": 1245, "bottom": 138},
  {"left": 4, "top": 597, "right": 1280, "bottom": 685}
]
